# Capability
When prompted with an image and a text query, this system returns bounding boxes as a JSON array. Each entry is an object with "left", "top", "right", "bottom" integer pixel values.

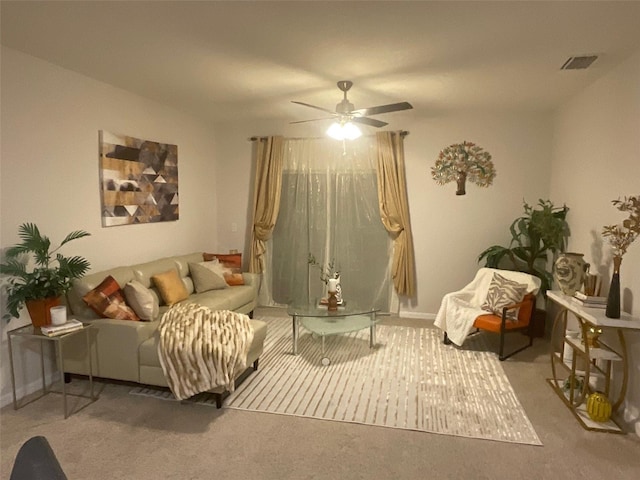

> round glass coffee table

[{"left": 287, "top": 304, "right": 380, "bottom": 365}]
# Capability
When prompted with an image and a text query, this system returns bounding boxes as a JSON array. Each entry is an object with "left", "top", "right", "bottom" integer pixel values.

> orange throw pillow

[
  {"left": 202, "top": 252, "right": 242, "bottom": 269},
  {"left": 82, "top": 275, "right": 140, "bottom": 321},
  {"left": 152, "top": 269, "right": 189, "bottom": 306},
  {"left": 202, "top": 252, "right": 244, "bottom": 285}
]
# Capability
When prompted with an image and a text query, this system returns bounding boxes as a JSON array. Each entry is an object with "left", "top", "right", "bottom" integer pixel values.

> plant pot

[
  {"left": 529, "top": 308, "right": 547, "bottom": 338},
  {"left": 25, "top": 297, "right": 62, "bottom": 328}
]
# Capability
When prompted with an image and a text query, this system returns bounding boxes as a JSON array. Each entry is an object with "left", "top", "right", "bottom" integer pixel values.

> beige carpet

[
  {"left": 220, "top": 315, "right": 541, "bottom": 445},
  {"left": 5, "top": 309, "right": 640, "bottom": 479}
]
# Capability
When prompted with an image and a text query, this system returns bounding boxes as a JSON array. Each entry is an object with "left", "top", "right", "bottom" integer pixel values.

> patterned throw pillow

[
  {"left": 481, "top": 273, "right": 528, "bottom": 321},
  {"left": 189, "top": 262, "right": 229, "bottom": 293},
  {"left": 123, "top": 280, "right": 159, "bottom": 321},
  {"left": 202, "top": 252, "right": 241, "bottom": 269},
  {"left": 202, "top": 252, "right": 245, "bottom": 286},
  {"left": 82, "top": 275, "right": 140, "bottom": 321},
  {"left": 152, "top": 269, "right": 189, "bottom": 306}
]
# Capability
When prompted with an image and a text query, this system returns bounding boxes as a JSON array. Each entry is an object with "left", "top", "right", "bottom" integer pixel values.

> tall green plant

[
  {"left": 477, "top": 199, "right": 569, "bottom": 293},
  {"left": 0, "top": 223, "right": 91, "bottom": 321}
]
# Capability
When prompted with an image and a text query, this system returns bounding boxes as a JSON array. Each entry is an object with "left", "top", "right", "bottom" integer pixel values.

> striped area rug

[{"left": 225, "top": 314, "right": 542, "bottom": 445}]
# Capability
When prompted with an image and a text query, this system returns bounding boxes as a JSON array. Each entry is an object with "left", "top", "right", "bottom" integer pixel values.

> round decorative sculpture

[
  {"left": 587, "top": 392, "right": 612, "bottom": 422},
  {"left": 553, "top": 252, "right": 588, "bottom": 295}
]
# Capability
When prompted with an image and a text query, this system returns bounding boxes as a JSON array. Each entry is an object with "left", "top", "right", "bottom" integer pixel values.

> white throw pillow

[
  {"left": 189, "top": 261, "right": 229, "bottom": 293},
  {"left": 123, "top": 280, "right": 159, "bottom": 321}
]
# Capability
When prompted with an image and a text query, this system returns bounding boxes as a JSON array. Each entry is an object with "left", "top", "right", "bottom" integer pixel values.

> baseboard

[
  {"left": 0, "top": 370, "right": 58, "bottom": 409},
  {"left": 398, "top": 311, "right": 436, "bottom": 320}
]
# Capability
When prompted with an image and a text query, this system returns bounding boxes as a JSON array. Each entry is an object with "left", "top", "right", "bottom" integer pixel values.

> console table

[{"left": 547, "top": 290, "right": 640, "bottom": 433}]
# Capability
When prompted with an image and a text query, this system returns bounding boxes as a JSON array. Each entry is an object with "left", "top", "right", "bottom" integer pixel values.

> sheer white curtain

[{"left": 260, "top": 136, "right": 392, "bottom": 311}]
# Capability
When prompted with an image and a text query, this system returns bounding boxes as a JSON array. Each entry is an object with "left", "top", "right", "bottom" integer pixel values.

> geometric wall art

[{"left": 98, "top": 131, "right": 179, "bottom": 227}]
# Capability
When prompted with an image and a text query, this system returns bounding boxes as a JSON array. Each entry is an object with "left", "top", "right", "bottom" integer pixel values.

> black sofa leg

[
  {"left": 443, "top": 332, "right": 452, "bottom": 345},
  {"left": 248, "top": 310, "right": 254, "bottom": 319},
  {"left": 253, "top": 359, "right": 259, "bottom": 370},
  {"left": 64, "top": 373, "right": 71, "bottom": 384}
]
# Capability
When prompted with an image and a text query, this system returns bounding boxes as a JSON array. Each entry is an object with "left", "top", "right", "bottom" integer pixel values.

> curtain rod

[{"left": 249, "top": 131, "right": 409, "bottom": 142}]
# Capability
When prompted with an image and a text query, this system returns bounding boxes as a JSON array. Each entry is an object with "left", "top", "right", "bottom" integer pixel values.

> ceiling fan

[{"left": 291, "top": 80, "right": 413, "bottom": 135}]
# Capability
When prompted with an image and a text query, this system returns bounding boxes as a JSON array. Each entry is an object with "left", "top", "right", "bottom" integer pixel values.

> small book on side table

[
  {"left": 573, "top": 292, "right": 607, "bottom": 308},
  {"left": 40, "top": 319, "right": 84, "bottom": 337}
]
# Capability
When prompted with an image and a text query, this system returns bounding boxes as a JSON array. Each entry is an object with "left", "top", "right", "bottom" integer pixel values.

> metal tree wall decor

[{"left": 431, "top": 141, "right": 496, "bottom": 195}]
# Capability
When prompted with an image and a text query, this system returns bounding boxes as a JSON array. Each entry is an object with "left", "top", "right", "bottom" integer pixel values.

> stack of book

[
  {"left": 40, "top": 319, "right": 84, "bottom": 337},
  {"left": 573, "top": 292, "right": 607, "bottom": 309}
]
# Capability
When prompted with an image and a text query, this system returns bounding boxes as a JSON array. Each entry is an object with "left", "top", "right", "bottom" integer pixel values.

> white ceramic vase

[{"left": 553, "top": 252, "right": 588, "bottom": 296}]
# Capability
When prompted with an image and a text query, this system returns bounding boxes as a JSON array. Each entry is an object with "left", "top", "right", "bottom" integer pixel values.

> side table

[
  {"left": 547, "top": 290, "right": 640, "bottom": 433},
  {"left": 7, "top": 322, "right": 97, "bottom": 419}
]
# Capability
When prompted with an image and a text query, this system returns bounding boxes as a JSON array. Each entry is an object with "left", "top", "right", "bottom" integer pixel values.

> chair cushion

[
  {"left": 481, "top": 272, "right": 528, "bottom": 320},
  {"left": 475, "top": 293, "right": 536, "bottom": 332}
]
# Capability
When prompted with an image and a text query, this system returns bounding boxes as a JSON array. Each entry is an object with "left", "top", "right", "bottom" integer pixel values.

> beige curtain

[
  {"left": 249, "top": 136, "right": 284, "bottom": 273},
  {"left": 375, "top": 131, "right": 416, "bottom": 297}
]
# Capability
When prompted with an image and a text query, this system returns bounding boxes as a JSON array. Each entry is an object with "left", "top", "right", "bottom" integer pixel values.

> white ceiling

[{"left": 2, "top": 1, "right": 640, "bottom": 127}]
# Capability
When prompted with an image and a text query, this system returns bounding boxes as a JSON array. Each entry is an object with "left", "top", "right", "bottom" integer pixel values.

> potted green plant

[
  {"left": 477, "top": 199, "right": 570, "bottom": 294},
  {"left": 1, "top": 223, "right": 91, "bottom": 326},
  {"left": 477, "top": 200, "right": 569, "bottom": 338}
]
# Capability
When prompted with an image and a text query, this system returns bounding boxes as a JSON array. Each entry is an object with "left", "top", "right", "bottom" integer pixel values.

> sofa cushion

[
  {"left": 185, "top": 285, "right": 257, "bottom": 311},
  {"left": 139, "top": 318, "right": 268, "bottom": 370},
  {"left": 124, "top": 280, "right": 159, "bottom": 321},
  {"left": 152, "top": 269, "right": 189, "bottom": 306},
  {"left": 82, "top": 275, "right": 140, "bottom": 321},
  {"left": 189, "top": 262, "right": 228, "bottom": 293}
]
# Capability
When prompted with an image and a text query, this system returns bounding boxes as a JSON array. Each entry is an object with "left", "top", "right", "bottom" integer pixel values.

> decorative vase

[
  {"left": 25, "top": 296, "right": 62, "bottom": 328},
  {"left": 553, "top": 252, "right": 588, "bottom": 296},
  {"left": 587, "top": 392, "right": 612, "bottom": 422},
  {"left": 605, "top": 256, "right": 622, "bottom": 319}
]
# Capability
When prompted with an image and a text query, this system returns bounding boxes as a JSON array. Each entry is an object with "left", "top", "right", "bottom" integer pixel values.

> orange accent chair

[{"left": 444, "top": 292, "right": 537, "bottom": 361}]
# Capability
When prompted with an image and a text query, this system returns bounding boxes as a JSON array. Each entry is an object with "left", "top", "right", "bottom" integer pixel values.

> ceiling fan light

[
  {"left": 326, "top": 122, "right": 345, "bottom": 140},
  {"left": 342, "top": 121, "right": 362, "bottom": 140},
  {"left": 326, "top": 121, "right": 362, "bottom": 140}
]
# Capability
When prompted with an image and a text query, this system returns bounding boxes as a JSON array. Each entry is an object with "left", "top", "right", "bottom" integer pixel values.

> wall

[
  {"left": 0, "top": 47, "right": 219, "bottom": 404},
  {"left": 550, "top": 51, "right": 640, "bottom": 434},
  {"left": 213, "top": 112, "right": 553, "bottom": 318}
]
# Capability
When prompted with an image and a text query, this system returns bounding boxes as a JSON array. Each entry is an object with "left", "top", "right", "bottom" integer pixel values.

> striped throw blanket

[{"left": 158, "top": 305, "right": 254, "bottom": 400}]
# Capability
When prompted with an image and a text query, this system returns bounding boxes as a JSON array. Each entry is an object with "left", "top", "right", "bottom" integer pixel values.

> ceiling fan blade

[
  {"left": 351, "top": 116, "right": 388, "bottom": 128},
  {"left": 289, "top": 117, "right": 336, "bottom": 124},
  {"left": 291, "top": 101, "right": 336, "bottom": 115},
  {"left": 351, "top": 102, "right": 413, "bottom": 117}
]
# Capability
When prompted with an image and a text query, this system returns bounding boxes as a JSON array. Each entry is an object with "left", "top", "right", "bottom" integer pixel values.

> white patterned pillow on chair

[{"left": 481, "top": 272, "right": 528, "bottom": 321}]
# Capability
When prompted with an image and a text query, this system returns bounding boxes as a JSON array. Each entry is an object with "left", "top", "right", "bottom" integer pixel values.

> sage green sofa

[{"left": 60, "top": 252, "right": 267, "bottom": 406}]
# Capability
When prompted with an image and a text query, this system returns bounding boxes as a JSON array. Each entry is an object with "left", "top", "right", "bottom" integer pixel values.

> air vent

[{"left": 561, "top": 55, "right": 598, "bottom": 70}]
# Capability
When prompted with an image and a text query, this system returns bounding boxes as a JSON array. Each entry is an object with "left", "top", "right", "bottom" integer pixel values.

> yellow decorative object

[
  {"left": 587, "top": 392, "right": 612, "bottom": 422},
  {"left": 584, "top": 327, "right": 603, "bottom": 347}
]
